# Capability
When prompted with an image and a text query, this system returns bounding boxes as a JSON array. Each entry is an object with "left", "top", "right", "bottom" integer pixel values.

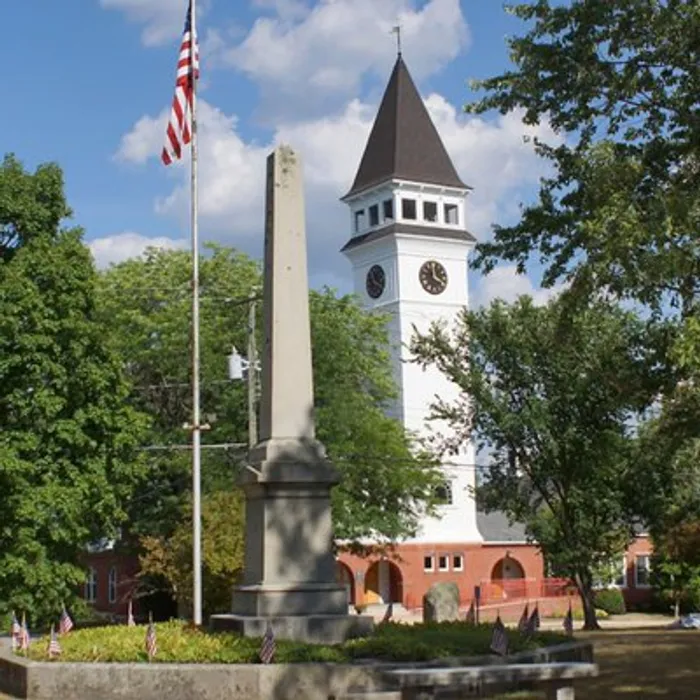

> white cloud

[
  {"left": 476, "top": 265, "right": 566, "bottom": 307},
  {"left": 115, "top": 88, "right": 560, "bottom": 292},
  {"left": 219, "top": 0, "right": 469, "bottom": 118},
  {"left": 88, "top": 232, "right": 187, "bottom": 269},
  {"left": 99, "top": 0, "right": 194, "bottom": 46}
]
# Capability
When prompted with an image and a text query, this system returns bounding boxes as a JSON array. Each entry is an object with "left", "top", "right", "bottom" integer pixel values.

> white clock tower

[{"left": 341, "top": 55, "right": 482, "bottom": 544}]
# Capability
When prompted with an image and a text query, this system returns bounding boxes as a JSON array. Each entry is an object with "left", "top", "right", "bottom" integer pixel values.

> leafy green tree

[
  {"left": 468, "top": 1, "right": 700, "bottom": 318},
  {"left": 0, "top": 156, "right": 148, "bottom": 624},
  {"left": 411, "top": 295, "right": 663, "bottom": 628},
  {"left": 96, "top": 247, "right": 439, "bottom": 565}
]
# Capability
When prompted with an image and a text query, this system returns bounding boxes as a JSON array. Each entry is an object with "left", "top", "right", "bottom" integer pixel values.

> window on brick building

[
  {"left": 453, "top": 554, "right": 464, "bottom": 572},
  {"left": 108, "top": 566, "right": 118, "bottom": 603},
  {"left": 423, "top": 555, "right": 434, "bottom": 572},
  {"left": 438, "top": 555, "right": 449, "bottom": 572},
  {"left": 635, "top": 555, "right": 651, "bottom": 587},
  {"left": 85, "top": 567, "right": 97, "bottom": 602}
]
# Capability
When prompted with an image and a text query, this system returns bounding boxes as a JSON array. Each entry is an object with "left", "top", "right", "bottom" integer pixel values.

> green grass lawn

[{"left": 21, "top": 620, "right": 565, "bottom": 664}]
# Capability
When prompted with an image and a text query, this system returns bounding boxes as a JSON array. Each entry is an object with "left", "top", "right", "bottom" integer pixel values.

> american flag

[
  {"left": 19, "top": 613, "right": 30, "bottom": 652},
  {"left": 490, "top": 615, "right": 508, "bottom": 656},
  {"left": 161, "top": 1, "right": 199, "bottom": 166},
  {"left": 48, "top": 626, "right": 62, "bottom": 659},
  {"left": 524, "top": 604, "right": 540, "bottom": 636},
  {"left": 10, "top": 611, "right": 20, "bottom": 652},
  {"left": 517, "top": 603, "right": 529, "bottom": 634},
  {"left": 563, "top": 602, "right": 574, "bottom": 636},
  {"left": 127, "top": 600, "right": 136, "bottom": 627},
  {"left": 464, "top": 601, "right": 476, "bottom": 625},
  {"left": 145, "top": 615, "right": 157, "bottom": 661},
  {"left": 59, "top": 606, "right": 74, "bottom": 635},
  {"left": 259, "top": 622, "right": 276, "bottom": 664}
]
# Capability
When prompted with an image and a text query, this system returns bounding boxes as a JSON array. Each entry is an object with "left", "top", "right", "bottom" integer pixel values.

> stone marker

[
  {"left": 211, "top": 146, "right": 373, "bottom": 644},
  {"left": 423, "top": 582, "right": 460, "bottom": 623}
]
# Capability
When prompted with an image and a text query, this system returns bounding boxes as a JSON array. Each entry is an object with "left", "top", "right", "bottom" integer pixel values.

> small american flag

[
  {"left": 161, "top": 0, "right": 199, "bottom": 165},
  {"left": 127, "top": 600, "right": 136, "bottom": 627},
  {"left": 59, "top": 606, "right": 74, "bottom": 635},
  {"left": 563, "top": 602, "right": 574, "bottom": 636},
  {"left": 259, "top": 622, "right": 276, "bottom": 664},
  {"left": 524, "top": 605, "right": 540, "bottom": 636},
  {"left": 19, "top": 613, "right": 30, "bottom": 652},
  {"left": 490, "top": 614, "right": 508, "bottom": 656},
  {"left": 48, "top": 626, "right": 62, "bottom": 659},
  {"left": 145, "top": 615, "right": 157, "bottom": 661},
  {"left": 517, "top": 603, "right": 529, "bottom": 634},
  {"left": 10, "top": 611, "right": 21, "bottom": 652},
  {"left": 464, "top": 601, "right": 476, "bottom": 625}
]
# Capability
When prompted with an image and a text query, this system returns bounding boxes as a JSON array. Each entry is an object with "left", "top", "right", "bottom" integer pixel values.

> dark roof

[
  {"left": 341, "top": 222, "right": 475, "bottom": 253},
  {"left": 343, "top": 56, "right": 468, "bottom": 199},
  {"left": 477, "top": 510, "right": 528, "bottom": 543}
]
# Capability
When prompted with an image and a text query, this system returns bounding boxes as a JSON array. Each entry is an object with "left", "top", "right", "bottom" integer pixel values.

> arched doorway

[
  {"left": 335, "top": 561, "right": 355, "bottom": 606},
  {"left": 364, "top": 560, "right": 403, "bottom": 606},
  {"left": 491, "top": 556, "right": 525, "bottom": 580}
]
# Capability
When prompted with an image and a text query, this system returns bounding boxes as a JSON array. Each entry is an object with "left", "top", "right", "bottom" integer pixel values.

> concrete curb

[{"left": 0, "top": 641, "right": 593, "bottom": 700}]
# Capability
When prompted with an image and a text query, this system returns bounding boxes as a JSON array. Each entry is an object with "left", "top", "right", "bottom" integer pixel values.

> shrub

[
  {"left": 594, "top": 588, "right": 626, "bottom": 615},
  {"left": 23, "top": 620, "right": 568, "bottom": 664}
]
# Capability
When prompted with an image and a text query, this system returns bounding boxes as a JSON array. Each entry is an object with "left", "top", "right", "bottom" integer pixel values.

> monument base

[{"left": 209, "top": 613, "right": 374, "bottom": 644}]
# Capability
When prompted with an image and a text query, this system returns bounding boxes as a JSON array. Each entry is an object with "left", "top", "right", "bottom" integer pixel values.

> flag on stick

[
  {"left": 490, "top": 614, "right": 508, "bottom": 656},
  {"left": 161, "top": 0, "right": 199, "bottom": 165},
  {"left": 10, "top": 611, "right": 21, "bottom": 652},
  {"left": 464, "top": 600, "right": 476, "bottom": 625},
  {"left": 517, "top": 603, "right": 530, "bottom": 634},
  {"left": 48, "top": 625, "right": 62, "bottom": 659},
  {"left": 259, "top": 622, "right": 276, "bottom": 664},
  {"left": 19, "top": 613, "right": 30, "bottom": 652},
  {"left": 145, "top": 614, "right": 157, "bottom": 661},
  {"left": 59, "top": 605, "right": 74, "bottom": 636},
  {"left": 127, "top": 600, "right": 136, "bottom": 627},
  {"left": 524, "top": 604, "right": 540, "bottom": 637},
  {"left": 563, "top": 602, "right": 574, "bottom": 636}
]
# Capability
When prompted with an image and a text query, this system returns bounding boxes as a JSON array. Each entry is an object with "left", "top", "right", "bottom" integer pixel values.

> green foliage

[
  {"left": 0, "top": 156, "right": 148, "bottom": 625},
  {"left": 593, "top": 589, "right": 626, "bottom": 616},
  {"left": 0, "top": 154, "right": 71, "bottom": 260},
  {"left": 96, "top": 246, "right": 439, "bottom": 560},
  {"left": 24, "top": 620, "right": 567, "bottom": 663},
  {"left": 548, "top": 607, "right": 608, "bottom": 621},
  {"left": 139, "top": 490, "right": 245, "bottom": 619},
  {"left": 411, "top": 295, "right": 661, "bottom": 629},
  {"left": 468, "top": 1, "right": 700, "bottom": 319}
]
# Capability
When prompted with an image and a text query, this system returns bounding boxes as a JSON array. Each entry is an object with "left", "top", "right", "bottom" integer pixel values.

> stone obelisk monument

[{"left": 211, "top": 146, "right": 373, "bottom": 643}]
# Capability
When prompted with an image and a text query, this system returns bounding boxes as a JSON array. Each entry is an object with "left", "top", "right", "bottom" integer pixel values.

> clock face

[
  {"left": 419, "top": 260, "right": 448, "bottom": 295},
  {"left": 366, "top": 264, "right": 386, "bottom": 299}
]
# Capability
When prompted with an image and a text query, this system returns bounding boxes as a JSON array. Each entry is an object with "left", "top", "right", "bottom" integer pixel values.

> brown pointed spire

[{"left": 344, "top": 56, "right": 468, "bottom": 199}]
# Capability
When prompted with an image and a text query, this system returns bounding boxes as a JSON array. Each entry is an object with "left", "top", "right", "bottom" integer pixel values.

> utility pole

[{"left": 247, "top": 298, "right": 258, "bottom": 449}]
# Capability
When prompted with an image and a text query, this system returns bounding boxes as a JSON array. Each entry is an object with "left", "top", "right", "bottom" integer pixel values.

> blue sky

[{"left": 3, "top": 1, "right": 562, "bottom": 303}]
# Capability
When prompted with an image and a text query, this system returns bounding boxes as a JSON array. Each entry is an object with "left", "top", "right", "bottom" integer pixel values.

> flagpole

[{"left": 189, "top": 0, "right": 203, "bottom": 628}]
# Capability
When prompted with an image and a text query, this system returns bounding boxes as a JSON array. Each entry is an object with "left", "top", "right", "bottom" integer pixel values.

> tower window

[
  {"left": 401, "top": 198, "right": 417, "bottom": 220},
  {"left": 434, "top": 479, "right": 453, "bottom": 505},
  {"left": 354, "top": 209, "right": 365, "bottom": 233},
  {"left": 383, "top": 199, "right": 394, "bottom": 220},
  {"left": 423, "top": 201, "right": 438, "bottom": 223},
  {"left": 444, "top": 203, "right": 459, "bottom": 225},
  {"left": 369, "top": 204, "right": 379, "bottom": 227}
]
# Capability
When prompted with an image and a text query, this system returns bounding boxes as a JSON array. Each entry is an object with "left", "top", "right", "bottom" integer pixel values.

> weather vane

[{"left": 391, "top": 24, "right": 402, "bottom": 56}]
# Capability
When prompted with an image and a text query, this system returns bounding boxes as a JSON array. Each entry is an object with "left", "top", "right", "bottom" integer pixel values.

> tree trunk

[{"left": 575, "top": 572, "right": 600, "bottom": 630}]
